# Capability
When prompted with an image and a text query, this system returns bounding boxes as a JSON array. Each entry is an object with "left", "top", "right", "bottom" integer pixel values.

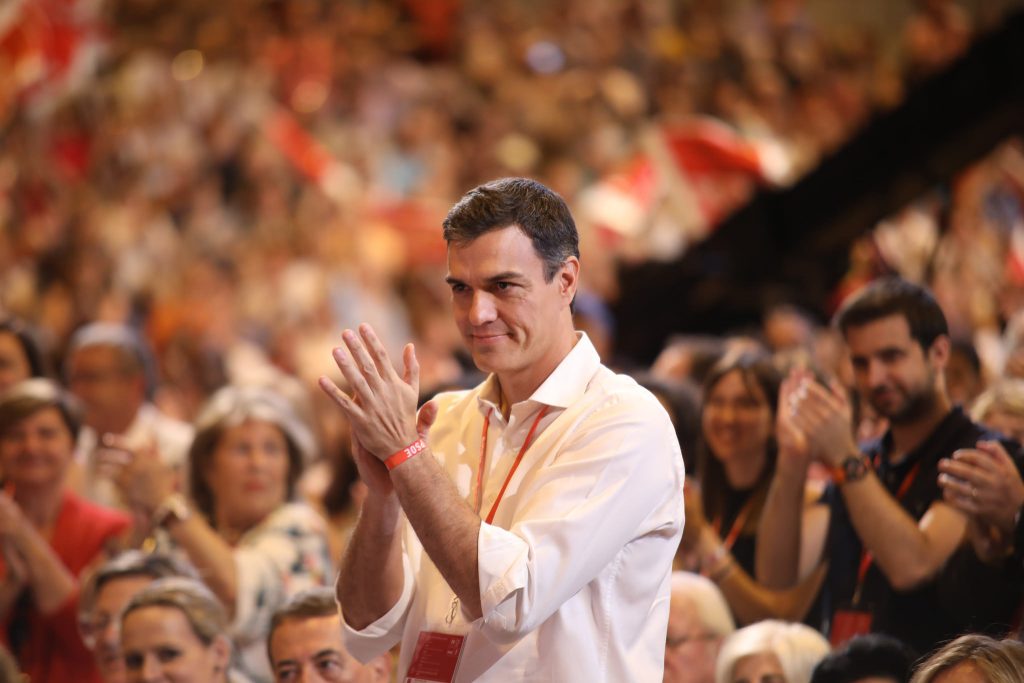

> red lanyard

[
  {"left": 852, "top": 458, "right": 922, "bottom": 604},
  {"left": 712, "top": 496, "right": 757, "bottom": 552},
  {"left": 475, "top": 405, "right": 550, "bottom": 525}
]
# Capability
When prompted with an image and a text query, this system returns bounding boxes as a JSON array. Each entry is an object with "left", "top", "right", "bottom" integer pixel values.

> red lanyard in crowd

[
  {"left": 852, "top": 457, "right": 922, "bottom": 605},
  {"left": 712, "top": 496, "right": 757, "bottom": 552},
  {"left": 475, "top": 405, "right": 550, "bottom": 525}
]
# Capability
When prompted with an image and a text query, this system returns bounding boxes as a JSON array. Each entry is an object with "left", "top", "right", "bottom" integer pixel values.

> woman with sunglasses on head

[
  {"left": 120, "top": 577, "right": 250, "bottom": 683},
  {"left": 113, "top": 386, "right": 330, "bottom": 683}
]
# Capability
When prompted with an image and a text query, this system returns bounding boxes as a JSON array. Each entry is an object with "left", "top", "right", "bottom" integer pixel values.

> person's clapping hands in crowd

[{"left": 938, "top": 441, "right": 1024, "bottom": 563}]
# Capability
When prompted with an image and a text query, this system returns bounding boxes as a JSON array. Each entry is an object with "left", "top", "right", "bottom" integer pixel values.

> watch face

[{"left": 843, "top": 456, "right": 867, "bottom": 480}]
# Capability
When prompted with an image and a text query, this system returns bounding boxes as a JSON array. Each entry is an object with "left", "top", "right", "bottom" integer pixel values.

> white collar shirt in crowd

[
  {"left": 74, "top": 402, "right": 194, "bottom": 509},
  {"left": 343, "top": 333, "right": 685, "bottom": 682}
]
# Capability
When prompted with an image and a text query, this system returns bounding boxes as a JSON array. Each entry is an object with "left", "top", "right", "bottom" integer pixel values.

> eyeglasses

[{"left": 666, "top": 632, "right": 718, "bottom": 649}]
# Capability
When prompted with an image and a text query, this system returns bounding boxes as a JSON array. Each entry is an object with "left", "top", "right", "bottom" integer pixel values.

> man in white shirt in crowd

[
  {"left": 65, "top": 322, "right": 193, "bottom": 507},
  {"left": 320, "top": 177, "right": 684, "bottom": 681}
]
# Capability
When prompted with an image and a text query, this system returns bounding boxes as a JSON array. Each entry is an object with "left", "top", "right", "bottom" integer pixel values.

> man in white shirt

[
  {"left": 319, "top": 177, "right": 684, "bottom": 681},
  {"left": 65, "top": 322, "right": 193, "bottom": 508}
]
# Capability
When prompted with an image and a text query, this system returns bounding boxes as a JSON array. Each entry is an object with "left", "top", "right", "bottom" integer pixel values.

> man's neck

[
  {"left": 497, "top": 329, "right": 579, "bottom": 410},
  {"left": 887, "top": 394, "right": 952, "bottom": 463}
]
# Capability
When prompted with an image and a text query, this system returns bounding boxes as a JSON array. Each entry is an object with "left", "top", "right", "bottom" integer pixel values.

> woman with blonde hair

[
  {"left": 970, "top": 379, "right": 1024, "bottom": 444},
  {"left": 113, "top": 386, "right": 330, "bottom": 683},
  {"left": 119, "top": 577, "right": 243, "bottom": 683},
  {"left": 910, "top": 634, "right": 1024, "bottom": 683}
]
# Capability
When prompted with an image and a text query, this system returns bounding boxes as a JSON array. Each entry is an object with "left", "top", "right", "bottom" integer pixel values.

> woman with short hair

[
  {"left": 910, "top": 634, "right": 1024, "bottom": 683},
  {"left": 716, "top": 619, "right": 831, "bottom": 683},
  {"left": 0, "top": 379, "right": 131, "bottom": 683},
  {"left": 114, "top": 386, "right": 330, "bottom": 683},
  {"left": 120, "top": 577, "right": 240, "bottom": 683}
]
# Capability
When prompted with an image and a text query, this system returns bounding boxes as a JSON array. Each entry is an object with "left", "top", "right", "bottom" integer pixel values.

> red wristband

[{"left": 385, "top": 438, "right": 427, "bottom": 471}]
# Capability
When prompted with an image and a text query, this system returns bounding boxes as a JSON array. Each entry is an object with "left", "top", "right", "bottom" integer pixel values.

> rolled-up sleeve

[
  {"left": 342, "top": 548, "right": 417, "bottom": 662},
  {"left": 475, "top": 394, "right": 684, "bottom": 644}
]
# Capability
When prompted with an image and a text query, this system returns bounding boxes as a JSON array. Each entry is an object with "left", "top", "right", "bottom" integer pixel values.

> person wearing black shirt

[{"left": 758, "top": 277, "right": 1023, "bottom": 656}]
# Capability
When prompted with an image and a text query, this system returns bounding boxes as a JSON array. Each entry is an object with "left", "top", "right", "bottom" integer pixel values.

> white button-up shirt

[{"left": 345, "top": 334, "right": 685, "bottom": 681}]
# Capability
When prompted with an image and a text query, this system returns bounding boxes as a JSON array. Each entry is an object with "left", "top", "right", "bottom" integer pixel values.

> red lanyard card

[
  {"left": 406, "top": 631, "right": 466, "bottom": 683},
  {"left": 830, "top": 609, "right": 873, "bottom": 647}
]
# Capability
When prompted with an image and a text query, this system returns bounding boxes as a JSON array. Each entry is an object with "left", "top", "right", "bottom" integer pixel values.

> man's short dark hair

[
  {"left": 267, "top": 587, "right": 338, "bottom": 661},
  {"left": 833, "top": 277, "right": 948, "bottom": 351},
  {"left": 442, "top": 177, "right": 579, "bottom": 281},
  {"left": 810, "top": 634, "right": 916, "bottom": 683}
]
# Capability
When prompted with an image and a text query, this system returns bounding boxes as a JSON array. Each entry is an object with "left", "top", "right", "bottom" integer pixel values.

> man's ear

[
  {"left": 558, "top": 256, "right": 580, "bottom": 303},
  {"left": 928, "top": 334, "right": 951, "bottom": 369}
]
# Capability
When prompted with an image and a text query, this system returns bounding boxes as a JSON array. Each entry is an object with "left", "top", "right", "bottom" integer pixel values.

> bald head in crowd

[{"left": 268, "top": 588, "right": 390, "bottom": 683}]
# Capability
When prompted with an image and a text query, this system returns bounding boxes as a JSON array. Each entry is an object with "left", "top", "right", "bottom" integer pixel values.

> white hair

[
  {"left": 671, "top": 571, "right": 736, "bottom": 638},
  {"left": 971, "top": 378, "right": 1024, "bottom": 423},
  {"left": 715, "top": 619, "right": 830, "bottom": 683}
]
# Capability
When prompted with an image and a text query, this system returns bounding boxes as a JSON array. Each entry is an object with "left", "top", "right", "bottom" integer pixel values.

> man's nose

[
  {"left": 866, "top": 359, "right": 887, "bottom": 387},
  {"left": 141, "top": 655, "right": 162, "bottom": 681},
  {"left": 469, "top": 292, "right": 497, "bottom": 326}
]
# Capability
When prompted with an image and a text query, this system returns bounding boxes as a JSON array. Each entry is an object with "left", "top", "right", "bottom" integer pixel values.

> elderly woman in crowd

[
  {"left": 0, "top": 379, "right": 131, "bottom": 683},
  {"left": 716, "top": 619, "right": 831, "bottom": 683},
  {"left": 114, "top": 386, "right": 331, "bottom": 683},
  {"left": 970, "top": 379, "right": 1024, "bottom": 444},
  {"left": 78, "top": 550, "right": 197, "bottom": 683},
  {"left": 910, "top": 634, "right": 1024, "bottom": 683},
  {"left": 679, "top": 351, "right": 827, "bottom": 625},
  {"left": 664, "top": 571, "right": 736, "bottom": 683},
  {"left": 119, "top": 577, "right": 245, "bottom": 683}
]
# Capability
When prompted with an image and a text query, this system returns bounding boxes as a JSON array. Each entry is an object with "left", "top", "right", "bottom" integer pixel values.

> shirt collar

[{"left": 475, "top": 332, "right": 601, "bottom": 415}]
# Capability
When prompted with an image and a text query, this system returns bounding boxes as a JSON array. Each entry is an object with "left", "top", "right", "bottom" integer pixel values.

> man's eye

[
  {"left": 124, "top": 653, "right": 143, "bottom": 670},
  {"left": 275, "top": 666, "right": 298, "bottom": 682},
  {"left": 316, "top": 657, "right": 346, "bottom": 680},
  {"left": 156, "top": 647, "right": 182, "bottom": 663}
]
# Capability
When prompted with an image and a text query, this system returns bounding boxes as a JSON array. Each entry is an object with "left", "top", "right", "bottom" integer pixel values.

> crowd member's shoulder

[{"left": 258, "top": 500, "right": 329, "bottom": 536}]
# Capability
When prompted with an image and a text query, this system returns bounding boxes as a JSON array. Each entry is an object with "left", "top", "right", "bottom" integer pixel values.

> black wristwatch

[{"left": 832, "top": 454, "right": 869, "bottom": 485}]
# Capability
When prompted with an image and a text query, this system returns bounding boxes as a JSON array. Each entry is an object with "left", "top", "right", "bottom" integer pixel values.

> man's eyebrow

[
  {"left": 486, "top": 271, "right": 526, "bottom": 283},
  {"left": 273, "top": 658, "right": 299, "bottom": 669},
  {"left": 445, "top": 272, "right": 527, "bottom": 286},
  {"left": 274, "top": 649, "right": 343, "bottom": 669}
]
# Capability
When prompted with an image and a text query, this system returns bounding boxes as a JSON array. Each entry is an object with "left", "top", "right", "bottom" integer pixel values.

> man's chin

[{"left": 98, "top": 658, "right": 125, "bottom": 681}]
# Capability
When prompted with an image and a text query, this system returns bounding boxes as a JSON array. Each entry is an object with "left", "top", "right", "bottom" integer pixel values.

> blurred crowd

[{"left": 2, "top": 0, "right": 1024, "bottom": 681}]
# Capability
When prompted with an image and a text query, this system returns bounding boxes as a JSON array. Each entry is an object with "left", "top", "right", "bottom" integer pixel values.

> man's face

[
  {"left": 446, "top": 226, "right": 577, "bottom": 388},
  {"left": 86, "top": 574, "right": 155, "bottom": 683},
  {"left": 663, "top": 594, "right": 720, "bottom": 683},
  {"left": 67, "top": 345, "right": 144, "bottom": 433},
  {"left": 269, "top": 614, "right": 387, "bottom": 683},
  {"left": 845, "top": 314, "right": 946, "bottom": 424}
]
